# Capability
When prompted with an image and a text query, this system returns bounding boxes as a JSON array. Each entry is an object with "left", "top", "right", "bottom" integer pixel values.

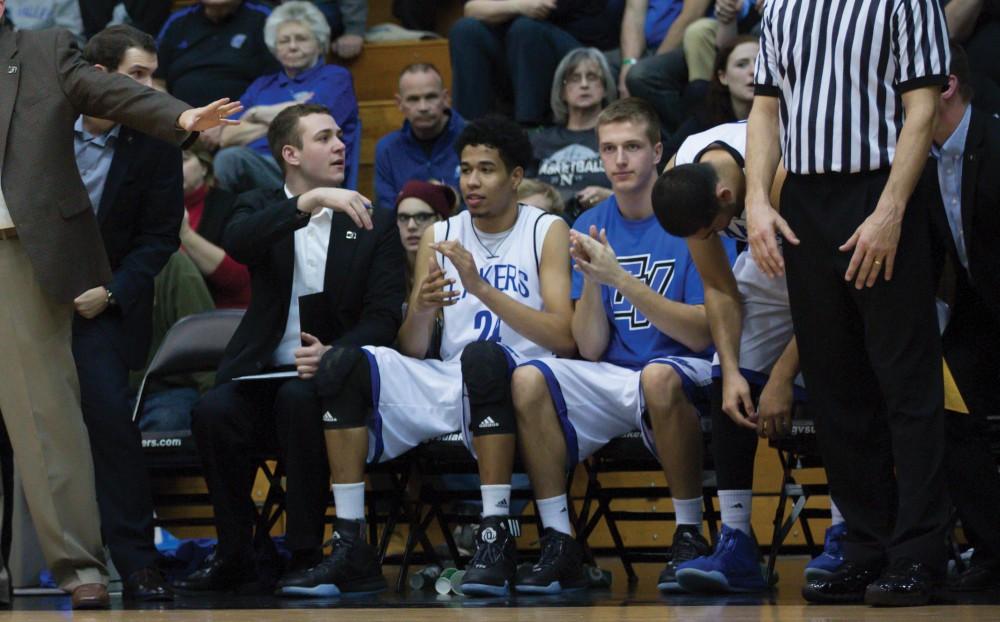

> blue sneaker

[
  {"left": 675, "top": 525, "right": 768, "bottom": 593},
  {"left": 804, "top": 523, "right": 847, "bottom": 581}
]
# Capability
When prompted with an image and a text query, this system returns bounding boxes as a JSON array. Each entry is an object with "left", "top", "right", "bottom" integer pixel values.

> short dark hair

[
  {"left": 83, "top": 24, "right": 156, "bottom": 69},
  {"left": 454, "top": 115, "right": 533, "bottom": 173},
  {"left": 268, "top": 103, "right": 333, "bottom": 174},
  {"left": 949, "top": 43, "right": 975, "bottom": 102},
  {"left": 597, "top": 97, "right": 661, "bottom": 146},
  {"left": 652, "top": 163, "right": 722, "bottom": 238}
]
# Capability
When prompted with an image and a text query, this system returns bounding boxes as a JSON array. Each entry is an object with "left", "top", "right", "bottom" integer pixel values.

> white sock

[
  {"left": 536, "top": 494, "right": 572, "bottom": 535},
  {"left": 332, "top": 481, "right": 365, "bottom": 521},
  {"left": 830, "top": 499, "right": 845, "bottom": 526},
  {"left": 719, "top": 489, "right": 753, "bottom": 535},
  {"left": 481, "top": 484, "right": 512, "bottom": 517},
  {"left": 673, "top": 497, "right": 703, "bottom": 527}
]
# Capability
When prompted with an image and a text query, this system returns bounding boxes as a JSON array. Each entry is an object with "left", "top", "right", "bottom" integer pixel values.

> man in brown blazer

[{"left": 0, "top": 0, "right": 241, "bottom": 608}]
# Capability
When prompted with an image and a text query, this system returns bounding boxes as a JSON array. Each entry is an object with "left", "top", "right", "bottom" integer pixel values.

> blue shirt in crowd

[
  {"left": 74, "top": 116, "right": 120, "bottom": 215},
  {"left": 932, "top": 104, "right": 972, "bottom": 274},
  {"left": 236, "top": 62, "right": 361, "bottom": 191},
  {"left": 374, "top": 110, "right": 466, "bottom": 209},
  {"left": 572, "top": 195, "right": 732, "bottom": 369}
]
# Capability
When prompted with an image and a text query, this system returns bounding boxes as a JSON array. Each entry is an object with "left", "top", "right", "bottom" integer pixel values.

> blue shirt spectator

[{"left": 374, "top": 63, "right": 464, "bottom": 209}]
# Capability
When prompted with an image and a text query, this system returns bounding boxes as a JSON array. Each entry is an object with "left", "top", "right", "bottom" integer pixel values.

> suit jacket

[
  {"left": 0, "top": 26, "right": 192, "bottom": 303},
  {"left": 74, "top": 125, "right": 184, "bottom": 370},
  {"left": 932, "top": 107, "right": 1000, "bottom": 415},
  {"left": 216, "top": 187, "right": 406, "bottom": 384}
]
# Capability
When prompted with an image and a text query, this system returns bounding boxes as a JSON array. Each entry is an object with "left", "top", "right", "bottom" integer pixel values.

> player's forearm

[
  {"left": 397, "top": 309, "right": 437, "bottom": 358},
  {"left": 945, "top": 0, "right": 983, "bottom": 42},
  {"left": 880, "top": 88, "right": 939, "bottom": 214},
  {"left": 475, "top": 285, "right": 577, "bottom": 357},
  {"left": 746, "top": 97, "right": 782, "bottom": 204},
  {"left": 617, "top": 275, "right": 713, "bottom": 352},
  {"left": 704, "top": 285, "right": 744, "bottom": 377},
  {"left": 572, "top": 280, "right": 611, "bottom": 361},
  {"left": 769, "top": 337, "right": 799, "bottom": 384}
]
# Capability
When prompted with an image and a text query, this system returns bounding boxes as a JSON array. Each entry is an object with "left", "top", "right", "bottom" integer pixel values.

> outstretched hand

[{"left": 177, "top": 98, "right": 244, "bottom": 133}]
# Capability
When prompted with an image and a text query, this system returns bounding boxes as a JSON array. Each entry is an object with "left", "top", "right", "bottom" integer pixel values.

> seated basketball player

[
  {"left": 654, "top": 121, "right": 846, "bottom": 593},
  {"left": 511, "top": 98, "right": 731, "bottom": 594},
  {"left": 275, "top": 116, "right": 576, "bottom": 597}
]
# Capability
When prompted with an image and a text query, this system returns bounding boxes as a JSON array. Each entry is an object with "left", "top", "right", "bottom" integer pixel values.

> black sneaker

[
  {"left": 864, "top": 558, "right": 938, "bottom": 607},
  {"left": 657, "top": 524, "right": 711, "bottom": 592},
  {"left": 802, "top": 559, "right": 882, "bottom": 604},
  {"left": 514, "top": 528, "right": 588, "bottom": 594},
  {"left": 172, "top": 550, "right": 258, "bottom": 593},
  {"left": 460, "top": 516, "right": 519, "bottom": 596},
  {"left": 275, "top": 518, "right": 387, "bottom": 597}
]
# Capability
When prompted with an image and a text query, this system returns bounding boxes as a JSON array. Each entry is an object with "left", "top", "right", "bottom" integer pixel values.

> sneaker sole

[
  {"left": 277, "top": 577, "right": 387, "bottom": 598},
  {"left": 515, "top": 581, "right": 588, "bottom": 595},
  {"left": 656, "top": 580, "right": 683, "bottom": 593},
  {"left": 676, "top": 569, "right": 767, "bottom": 594},
  {"left": 804, "top": 567, "right": 835, "bottom": 582},
  {"left": 801, "top": 585, "right": 864, "bottom": 604},
  {"left": 460, "top": 581, "right": 509, "bottom": 597}
]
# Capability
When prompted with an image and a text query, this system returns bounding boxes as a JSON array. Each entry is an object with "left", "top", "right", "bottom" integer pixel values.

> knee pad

[
  {"left": 316, "top": 346, "right": 371, "bottom": 429},
  {"left": 461, "top": 341, "right": 515, "bottom": 436}
]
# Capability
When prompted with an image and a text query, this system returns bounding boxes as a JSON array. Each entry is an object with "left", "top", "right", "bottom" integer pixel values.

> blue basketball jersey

[{"left": 571, "top": 196, "right": 733, "bottom": 370}]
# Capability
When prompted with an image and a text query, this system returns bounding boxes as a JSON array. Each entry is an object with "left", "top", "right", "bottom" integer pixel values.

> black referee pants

[{"left": 781, "top": 170, "right": 948, "bottom": 572}]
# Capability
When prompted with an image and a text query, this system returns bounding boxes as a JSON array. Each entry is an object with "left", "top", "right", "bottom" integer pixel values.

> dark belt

[{"left": 0, "top": 227, "right": 16, "bottom": 241}]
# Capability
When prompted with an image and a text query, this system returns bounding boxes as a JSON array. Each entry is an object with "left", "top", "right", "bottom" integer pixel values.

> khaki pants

[
  {"left": 0, "top": 239, "right": 107, "bottom": 590},
  {"left": 683, "top": 17, "right": 720, "bottom": 82}
]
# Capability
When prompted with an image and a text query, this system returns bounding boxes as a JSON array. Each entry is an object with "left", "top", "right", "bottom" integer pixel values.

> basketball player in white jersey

[
  {"left": 653, "top": 121, "right": 845, "bottom": 593},
  {"left": 512, "top": 99, "right": 727, "bottom": 594},
  {"left": 275, "top": 116, "right": 575, "bottom": 598}
]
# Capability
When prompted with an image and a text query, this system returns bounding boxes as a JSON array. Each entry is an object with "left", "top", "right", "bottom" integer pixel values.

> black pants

[
  {"left": 781, "top": 170, "right": 948, "bottom": 571},
  {"left": 942, "top": 274, "right": 1000, "bottom": 563},
  {"left": 80, "top": 0, "right": 174, "bottom": 39},
  {"left": 191, "top": 379, "right": 330, "bottom": 560},
  {"left": 72, "top": 313, "right": 158, "bottom": 578}
]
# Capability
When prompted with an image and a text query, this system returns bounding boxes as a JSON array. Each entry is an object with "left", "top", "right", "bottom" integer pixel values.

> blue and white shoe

[
  {"left": 675, "top": 524, "right": 768, "bottom": 593},
  {"left": 804, "top": 522, "right": 847, "bottom": 582}
]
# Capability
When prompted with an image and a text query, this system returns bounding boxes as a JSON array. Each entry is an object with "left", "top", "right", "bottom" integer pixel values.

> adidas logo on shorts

[
  {"left": 478, "top": 416, "right": 500, "bottom": 429},
  {"left": 323, "top": 412, "right": 337, "bottom": 424}
]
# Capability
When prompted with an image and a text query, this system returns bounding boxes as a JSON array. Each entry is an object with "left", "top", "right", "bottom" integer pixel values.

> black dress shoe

[
  {"left": 947, "top": 559, "right": 1000, "bottom": 592},
  {"left": 864, "top": 558, "right": 938, "bottom": 607},
  {"left": 172, "top": 552, "right": 258, "bottom": 593},
  {"left": 123, "top": 567, "right": 174, "bottom": 602},
  {"left": 802, "top": 559, "right": 882, "bottom": 604}
]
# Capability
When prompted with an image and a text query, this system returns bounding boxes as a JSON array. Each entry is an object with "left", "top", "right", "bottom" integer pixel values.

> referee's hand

[
  {"left": 746, "top": 198, "right": 798, "bottom": 278},
  {"left": 839, "top": 200, "right": 902, "bottom": 289}
]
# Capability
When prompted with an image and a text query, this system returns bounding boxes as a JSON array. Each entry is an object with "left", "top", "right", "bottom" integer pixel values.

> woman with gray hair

[
  {"left": 215, "top": 0, "right": 360, "bottom": 194},
  {"left": 529, "top": 47, "right": 617, "bottom": 222}
]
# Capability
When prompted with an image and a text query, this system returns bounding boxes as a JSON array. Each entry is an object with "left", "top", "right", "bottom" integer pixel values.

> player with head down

[
  {"left": 511, "top": 98, "right": 733, "bottom": 594},
  {"left": 653, "top": 121, "right": 846, "bottom": 593},
  {"left": 275, "top": 116, "right": 575, "bottom": 598}
]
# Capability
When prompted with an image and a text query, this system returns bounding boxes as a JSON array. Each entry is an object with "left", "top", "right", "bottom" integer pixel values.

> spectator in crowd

[
  {"left": 80, "top": 0, "right": 173, "bottom": 39},
  {"left": 156, "top": 0, "right": 279, "bottom": 151},
  {"left": 449, "top": 0, "right": 623, "bottom": 125},
  {"left": 216, "top": 1, "right": 359, "bottom": 194},
  {"left": 375, "top": 63, "right": 464, "bottom": 210},
  {"left": 70, "top": 24, "right": 184, "bottom": 603},
  {"left": 517, "top": 179, "right": 565, "bottom": 215},
  {"left": 6, "top": 0, "right": 82, "bottom": 38},
  {"left": 0, "top": 0, "right": 239, "bottom": 608},
  {"left": 616, "top": 0, "right": 711, "bottom": 134},
  {"left": 929, "top": 43, "right": 1000, "bottom": 592},
  {"left": 174, "top": 104, "right": 405, "bottom": 593},
  {"left": 394, "top": 179, "right": 456, "bottom": 295},
  {"left": 277, "top": 0, "right": 367, "bottom": 59},
  {"left": 179, "top": 150, "right": 251, "bottom": 309},
  {"left": 945, "top": 0, "right": 1000, "bottom": 114},
  {"left": 663, "top": 35, "right": 756, "bottom": 160},
  {"left": 679, "top": 0, "right": 761, "bottom": 87},
  {"left": 529, "top": 47, "right": 615, "bottom": 222}
]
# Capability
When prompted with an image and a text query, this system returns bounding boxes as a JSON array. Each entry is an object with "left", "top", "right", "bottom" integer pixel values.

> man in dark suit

[
  {"left": 0, "top": 0, "right": 240, "bottom": 607},
  {"left": 69, "top": 25, "right": 184, "bottom": 602},
  {"left": 930, "top": 43, "right": 1000, "bottom": 592},
  {"left": 174, "top": 103, "right": 406, "bottom": 593}
]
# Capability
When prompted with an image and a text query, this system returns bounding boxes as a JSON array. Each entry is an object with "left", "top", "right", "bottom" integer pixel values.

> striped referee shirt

[{"left": 754, "top": 0, "right": 950, "bottom": 175}]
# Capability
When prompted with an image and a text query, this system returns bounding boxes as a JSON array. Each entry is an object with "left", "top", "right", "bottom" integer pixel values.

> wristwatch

[{"left": 106, "top": 287, "right": 117, "bottom": 306}]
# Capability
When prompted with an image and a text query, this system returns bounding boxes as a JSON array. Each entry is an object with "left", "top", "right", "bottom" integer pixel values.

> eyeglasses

[
  {"left": 397, "top": 213, "right": 437, "bottom": 225},
  {"left": 564, "top": 71, "right": 602, "bottom": 85}
]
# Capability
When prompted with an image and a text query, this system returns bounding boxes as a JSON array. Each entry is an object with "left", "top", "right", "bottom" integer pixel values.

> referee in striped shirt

[{"left": 745, "top": 0, "right": 951, "bottom": 607}]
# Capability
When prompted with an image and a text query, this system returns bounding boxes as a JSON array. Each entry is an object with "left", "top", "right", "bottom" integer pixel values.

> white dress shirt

[
  {"left": 932, "top": 105, "right": 972, "bottom": 274},
  {"left": 0, "top": 172, "right": 12, "bottom": 229},
  {"left": 272, "top": 186, "right": 332, "bottom": 366}
]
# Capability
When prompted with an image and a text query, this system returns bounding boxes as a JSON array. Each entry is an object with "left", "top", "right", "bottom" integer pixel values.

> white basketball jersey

[
  {"left": 675, "top": 122, "right": 800, "bottom": 384},
  {"left": 434, "top": 204, "right": 558, "bottom": 362}
]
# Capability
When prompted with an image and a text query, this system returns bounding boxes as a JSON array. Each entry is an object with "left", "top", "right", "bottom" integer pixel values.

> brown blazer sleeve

[{"left": 53, "top": 29, "right": 193, "bottom": 147}]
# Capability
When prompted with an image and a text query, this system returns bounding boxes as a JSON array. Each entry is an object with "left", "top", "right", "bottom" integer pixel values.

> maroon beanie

[{"left": 395, "top": 180, "right": 457, "bottom": 220}]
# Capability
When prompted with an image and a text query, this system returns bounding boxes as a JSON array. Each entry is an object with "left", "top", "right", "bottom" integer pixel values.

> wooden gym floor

[{"left": 3, "top": 557, "right": 1000, "bottom": 621}]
